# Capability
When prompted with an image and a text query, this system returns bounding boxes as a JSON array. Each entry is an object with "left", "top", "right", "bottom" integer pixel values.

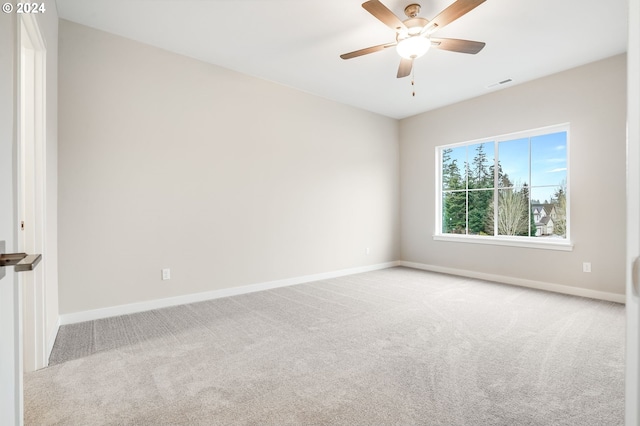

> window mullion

[
  {"left": 465, "top": 146, "right": 469, "bottom": 235},
  {"left": 494, "top": 140, "right": 499, "bottom": 236},
  {"left": 528, "top": 136, "right": 532, "bottom": 237}
]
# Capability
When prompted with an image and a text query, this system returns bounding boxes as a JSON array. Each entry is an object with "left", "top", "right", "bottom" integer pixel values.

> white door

[
  {"left": 18, "top": 14, "right": 47, "bottom": 373},
  {"left": 0, "top": 269, "right": 23, "bottom": 426},
  {"left": 627, "top": 0, "right": 640, "bottom": 424}
]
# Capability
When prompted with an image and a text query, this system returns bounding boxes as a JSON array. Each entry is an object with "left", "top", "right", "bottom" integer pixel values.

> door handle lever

[
  {"left": 0, "top": 240, "right": 42, "bottom": 280},
  {"left": 0, "top": 253, "right": 42, "bottom": 272}
]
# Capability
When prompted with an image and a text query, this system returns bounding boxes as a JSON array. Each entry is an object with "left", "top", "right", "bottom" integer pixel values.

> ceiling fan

[{"left": 340, "top": 0, "right": 487, "bottom": 78}]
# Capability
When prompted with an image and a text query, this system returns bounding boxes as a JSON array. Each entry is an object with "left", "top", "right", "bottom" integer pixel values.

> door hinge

[{"left": 633, "top": 257, "right": 640, "bottom": 297}]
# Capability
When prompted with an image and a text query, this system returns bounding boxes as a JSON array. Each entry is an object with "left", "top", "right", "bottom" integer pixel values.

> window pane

[
  {"left": 497, "top": 187, "right": 531, "bottom": 236},
  {"left": 468, "top": 190, "right": 493, "bottom": 235},
  {"left": 437, "top": 125, "right": 568, "bottom": 244},
  {"left": 442, "top": 191, "right": 466, "bottom": 234},
  {"left": 467, "top": 142, "right": 494, "bottom": 189},
  {"left": 530, "top": 186, "right": 567, "bottom": 238},
  {"left": 442, "top": 146, "right": 467, "bottom": 191},
  {"left": 531, "top": 132, "right": 567, "bottom": 188},
  {"left": 497, "top": 138, "right": 529, "bottom": 188}
]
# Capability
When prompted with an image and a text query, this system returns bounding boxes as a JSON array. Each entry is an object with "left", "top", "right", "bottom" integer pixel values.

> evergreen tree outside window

[{"left": 437, "top": 124, "right": 569, "bottom": 247}]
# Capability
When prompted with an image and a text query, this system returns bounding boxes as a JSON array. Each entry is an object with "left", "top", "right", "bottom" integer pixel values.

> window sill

[{"left": 432, "top": 234, "right": 574, "bottom": 251}]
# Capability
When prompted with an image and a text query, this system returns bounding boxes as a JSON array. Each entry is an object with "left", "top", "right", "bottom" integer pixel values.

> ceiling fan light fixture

[
  {"left": 340, "top": 0, "right": 487, "bottom": 79},
  {"left": 396, "top": 36, "right": 431, "bottom": 59}
]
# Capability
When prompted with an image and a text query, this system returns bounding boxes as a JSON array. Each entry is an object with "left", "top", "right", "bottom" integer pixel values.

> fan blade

[
  {"left": 340, "top": 42, "right": 397, "bottom": 60},
  {"left": 397, "top": 58, "right": 413, "bottom": 78},
  {"left": 422, "top": 0, "right": 486, "bottom": 34},
  {"left": 430, "top": 38, "right": 486, "bottom": 54},
  {"left": 362, "top": 0, "right": 408, "bottom": 33}
]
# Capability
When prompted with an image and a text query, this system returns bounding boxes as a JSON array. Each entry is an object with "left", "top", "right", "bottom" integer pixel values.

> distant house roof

[
  {"left": 537, "top": 216, "right": 553, "bottom": 226},
  {"left": 532, "top": 203, "right": 556, "bottom": 216}
]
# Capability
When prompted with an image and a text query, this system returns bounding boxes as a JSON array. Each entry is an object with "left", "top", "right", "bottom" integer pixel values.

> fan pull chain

[{"left": 411, "top": 66, "right": 416, "bottom": 97}]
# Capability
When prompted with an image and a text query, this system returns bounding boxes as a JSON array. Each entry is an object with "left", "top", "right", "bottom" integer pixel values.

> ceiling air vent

[{"left": 486, "top": 78, "right": 513, "bottom": 89}]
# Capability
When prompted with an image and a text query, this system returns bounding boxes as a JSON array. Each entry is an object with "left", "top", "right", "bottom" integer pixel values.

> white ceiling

[{"left": 55, "top": 0, "right": 628, "bottom": 119}]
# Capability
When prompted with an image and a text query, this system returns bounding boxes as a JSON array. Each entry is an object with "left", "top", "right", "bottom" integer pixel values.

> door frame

[
  {"left": 17, "top": 13, "right": 47, "bottom": 373},
  {"left": 626, "top": 0, "right": 640, "bottom": 424}
]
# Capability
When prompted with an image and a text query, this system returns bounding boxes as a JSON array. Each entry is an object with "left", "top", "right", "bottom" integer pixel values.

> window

[{"left": 436, "top": 124, "right": 570, "bottom": 250}]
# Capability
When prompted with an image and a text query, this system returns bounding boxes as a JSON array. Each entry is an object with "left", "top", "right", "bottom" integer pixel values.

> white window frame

[{"left": 434, "top": 123, "right": 573, "bottom": 251}]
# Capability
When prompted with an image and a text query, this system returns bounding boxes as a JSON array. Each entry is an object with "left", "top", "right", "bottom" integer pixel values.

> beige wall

[
  {"left": 58, "top": 18, "right": 627, "bottom": 315},
  {"left": 58, "top": 20, "right": 400, "bottom": 314},
  {"left": 400, "top": 54, "right": 627, "bottom": 296}
]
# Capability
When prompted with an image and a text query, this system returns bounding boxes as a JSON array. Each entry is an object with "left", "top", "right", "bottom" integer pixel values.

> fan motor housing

[
  {"left": 404, "top": 3, "right": 421, "bottom": 18},
  {"left": 399, "top": 17, "right": 429, "bottom": 38}
]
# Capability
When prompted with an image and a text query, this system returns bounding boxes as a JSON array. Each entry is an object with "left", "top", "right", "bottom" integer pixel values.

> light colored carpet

[{"left": 25, "top": 267, "right": 625, "bottom": 425}]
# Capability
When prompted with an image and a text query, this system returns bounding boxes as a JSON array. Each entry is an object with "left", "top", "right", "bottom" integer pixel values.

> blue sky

[{"left": 444, "top": 131, "right": 567, "bottom": 203}]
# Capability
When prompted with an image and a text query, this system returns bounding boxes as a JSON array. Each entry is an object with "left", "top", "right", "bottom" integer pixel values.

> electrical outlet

[
  {"left": 162, "top": 268, "right": 171, "bottom": 280},
  {"left": 365, "top": 247, "right": 370, "bottom": 255},
  {"left": 582, "top": 262, "right": 591, "bottom": 273}
]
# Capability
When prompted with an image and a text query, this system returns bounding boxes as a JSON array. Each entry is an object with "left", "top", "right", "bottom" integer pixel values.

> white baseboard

[
  {"left": 399, "top": 261, "right": 626, "bottom": 304},
  {"left": 58, "top": 259, "right": 624, "bottom": 326},
  {"left": 46, "top": 317, "right": 60, "bottom": 366},
  {"left": 59, "top": 261, "right": 402, "bottom": 325}
]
